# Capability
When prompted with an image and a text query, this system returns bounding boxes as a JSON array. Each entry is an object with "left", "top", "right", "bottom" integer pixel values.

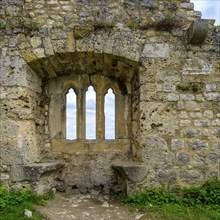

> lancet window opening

[
  {"left": 65, "top": 85, "right": 119, "bottom": 140},
  {"left": 86, "top": 86, "right": 96, "bottom": 139},
  {"left": 104, "top": 88, "right": 115, "bottom": 139},
  {"left": 66, "top": 88, "right": 77, "bottom": 140}
]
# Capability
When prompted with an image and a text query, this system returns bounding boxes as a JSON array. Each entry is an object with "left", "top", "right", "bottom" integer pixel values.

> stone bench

[
  {"left": 112, "top": 161, "right": 148, "bottom": 196},
  {"left": 23, "top": 161, "right": 65, "bottom": 194}
]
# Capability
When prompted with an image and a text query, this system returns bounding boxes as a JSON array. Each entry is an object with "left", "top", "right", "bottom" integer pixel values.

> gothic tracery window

[{"left": 64, "top": 81, "right": 126, "bottom": 141}]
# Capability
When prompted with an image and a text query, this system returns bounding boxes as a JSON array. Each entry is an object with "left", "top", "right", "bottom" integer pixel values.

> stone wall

[
  {"left": 0, "top": 0, "right": 219, "bottom": 192},
  {"left": 0, "top": 49, "right": 43, "bottom": 189}
]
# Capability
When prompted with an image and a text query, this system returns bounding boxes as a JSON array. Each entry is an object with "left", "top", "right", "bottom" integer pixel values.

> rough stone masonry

[{"left": 0, "top": 0, "right": 219, "bottom": 194}]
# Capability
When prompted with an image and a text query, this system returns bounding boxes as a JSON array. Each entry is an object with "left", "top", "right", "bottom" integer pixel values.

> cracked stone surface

[{"left": 36, "top": 193, "right": 146, "bottom": 220}]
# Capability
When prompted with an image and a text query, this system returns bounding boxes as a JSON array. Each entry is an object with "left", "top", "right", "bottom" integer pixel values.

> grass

[
  {"left": 0, "top": 185, "right": 54, "bottom": 220},
  {"left": 120, "top": 178, "right": 220, "bottom": 220},
  {"left": 0, "top": 22, "right": 7, "bottom": 30},
  {"left": 0, "top": 202, "right": 46, "bottom": 220}
]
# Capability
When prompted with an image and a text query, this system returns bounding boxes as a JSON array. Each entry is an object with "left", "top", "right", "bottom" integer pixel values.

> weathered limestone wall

[
  {"left": 0, "top": 48, "right": 43, "bottom": 189},
  {"left": 137, "top": 42, "right": 220, "bottom": 187},
  {"left": 0, "top": 0, "right": 219, "bottom": 192},
  {"left": 1, "top": 0, "right": 203, "bottom": 29}
]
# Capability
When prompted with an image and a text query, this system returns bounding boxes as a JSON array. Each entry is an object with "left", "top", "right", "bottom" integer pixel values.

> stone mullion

[
  {"left": 77, "top": 89, "right": 86, "bottom": 140},
  {"left": 62, "top": 94, "right": 67, "bottom": 139},
  {"left": 115, "top": 94, "right": 126, "bottom": 139},
  {"left": 96, "top": 93, "right": 105, "bottom": 139}
]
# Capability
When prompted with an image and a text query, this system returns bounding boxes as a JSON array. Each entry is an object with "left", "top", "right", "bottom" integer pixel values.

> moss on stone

[{"left": 177, "top": 82, "right": 205, "bottom": 93}]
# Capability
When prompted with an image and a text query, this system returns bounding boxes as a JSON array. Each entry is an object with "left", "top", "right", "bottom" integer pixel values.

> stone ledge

[
  {"left": 112, "top": 161, "right": 148, "bottom": 195},
  {"left": 23, "top": 161, "right": 65, "bottom": 181}
]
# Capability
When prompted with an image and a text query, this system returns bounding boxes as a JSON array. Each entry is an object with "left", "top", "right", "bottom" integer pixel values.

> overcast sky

[
  {"left": 66, "top": 87, "right": 115, "bottom": 140},
  {"left": 192, "top": 0, "right": 220, "bottom": 25}
]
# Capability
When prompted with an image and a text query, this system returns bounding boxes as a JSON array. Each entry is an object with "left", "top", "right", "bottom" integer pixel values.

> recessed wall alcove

[{"left": 28, "top": 52, "right": 140, "bottom": 193}]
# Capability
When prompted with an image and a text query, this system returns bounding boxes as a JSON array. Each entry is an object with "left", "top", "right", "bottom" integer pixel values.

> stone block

[
  {"left": 180, "top": 170, "right": 201, "bottom": 184},
  {"left": 209, "top": 153, "right": 220, "bottom": 162},
  {"left": 171, "top": 139, "right": 184, "bottom": 150},
  {"left": 139, "top": 102, "right": 178, "bottom": 135},
  {"left": 185, "top": 101, "right": 197, "bottom": 110},
  {"left": 180, "top": 3, "right": 194, "bottom": 9},
  {"left": 212, "top": 119, "right": 220, "bottom": 126},
  {"left": 212, "top": 128, "right": 220, "bottom": 137},
  {"left": 203, "top": 110, "right": 213, "bottom": 118},
  {"left": 1, "top": 137, "right": 40, "bottom": 165},
  {"left": 0, "top": 87, "right": 6, "bottom": 99},
  {"left": 112, "top": 161, "right": 148, "bottom": 183},
  {"left": 11, "top": 165, "right": 27, "bottom": 182},
  {"left": 33, "top": 48, "right": 45, "bottom": 59},
  {"left": 180, "top": 120, "right": 191, "bottom": 126},
  {"left": 167, "top": 93, "right": 179, "bottom": 101},
  {"left": 177, "top": 101, "right": 185, "bottom": 110},
  {"left": 0, "top": 173, "right": 10, "bottom": 181},
  {"left": 23, "top": 161, "right": 65, "bottom": 194},
  {"left": 43, "top": 37, "right": 54, "bottom": 56},
  {"left": 196, "top": 95, "right": 205, "bottom": 101},
  {"left": 9, "top": 35, "right": 21, "bottom": 47},
  {"left": 163, "top": 83, "right": 175, "bottom": 92},
  {"left": 189, "top": 139, "right": 208, "bottom": 150},
  {"left": 10, "top": 182, "right": 31, "bottom": 191},
  {"left": 181, "top": 128, "right": 201, "bottom": 138},
  {"left": 157, "top": 170, "right": 177, "bottom": 184},
  {"left": 142, "top": 136, "right": 175, "bottom": 168},
  {"left": 179, "top": 111, "right": 188, "bottom": 119},
  {"left": 30, "top": 36, "right": 42, "bottom": 48},
  {"left": 206, "top": 83, "right": 219, "bottom": 92},
  {"left": 190, "top": 112, "right": 202, "bottom": 118},
  {"left": 23, "top": 161, "right": 65, "bottom": 182},
  {"left": 142, "top": 44, "right": 169, "bottom": 58},
  {"left": 182, "top": 58, "right": 212, "bottom": 75},
  {"left": 112, "top": 161, "right": 148, "bottom": 195},
  {"left": 195, "top": 119, "right": 210, "bottom": 127},
  {"left": 177, "top": 152, "right": 190, "bottom": 165},
  {"left": 204, "top": 93, "right": 220, "bottom": 101},
  {"left": 187, "top": 10, "right": 202, "bottom": 18},
  {"left": 1, "top": 165, "right": 10, "bottom": 172},
  {"left": 180, "top": 94, "right": 195, "bottom": 101},
  {"left": 32, "top": 173, "right": 58, "bottom": 194}
]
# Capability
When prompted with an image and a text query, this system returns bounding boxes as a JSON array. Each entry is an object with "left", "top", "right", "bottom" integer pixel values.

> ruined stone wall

[
  {"left": 137, "top": 36, "right": 220, "bottom": 187},
  {"left": 0, "top": 0, "right": 219, "bottom": 192},
  {"left": 0, "top": 49, "right": 44, "bottom": 189},
  {"left": 1, "top": 0, "right": 202, "bottom": 29}
]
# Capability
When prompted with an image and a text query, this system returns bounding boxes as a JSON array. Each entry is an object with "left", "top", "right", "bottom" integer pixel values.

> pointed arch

[
  {"left": 86, "top": 86, "right": 96, "bottom": 139},
  {"left": 104, "top": 88, "right": 115, "bottom": 139},
  {"left": 66, "top": 88, "right": 77, "bottom": 140}
]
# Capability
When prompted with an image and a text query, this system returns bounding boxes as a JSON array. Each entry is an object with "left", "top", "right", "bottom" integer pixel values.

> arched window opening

[
  {"left": 105, "top": 88, "right": 115, "bottom": 139},
  {"left": 86, "top": 86, "right": 96, "bottom": 139},
  {"left": 66, "top": 88, "right": 77, "bottom": 140}
]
